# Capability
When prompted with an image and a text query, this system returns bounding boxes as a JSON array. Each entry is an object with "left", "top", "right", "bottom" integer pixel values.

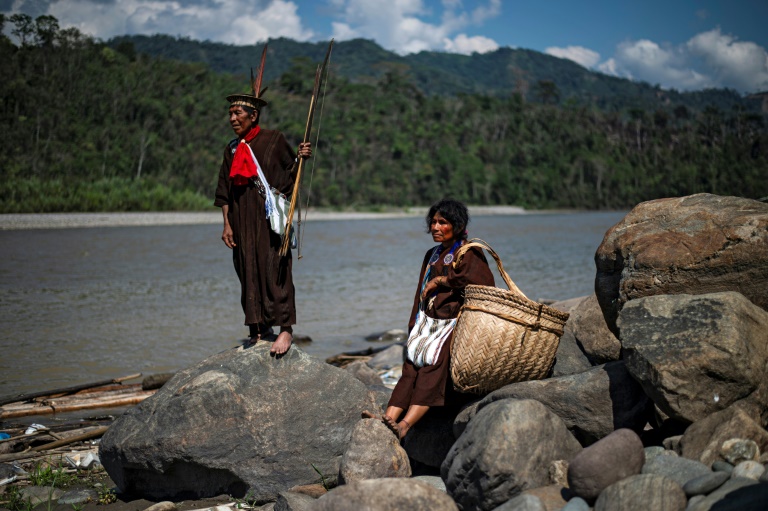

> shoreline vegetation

[{"left": 0, "top": 206, "right": 535, "bottom": 230}]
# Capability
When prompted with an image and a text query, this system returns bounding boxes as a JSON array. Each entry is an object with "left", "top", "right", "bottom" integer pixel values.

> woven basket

[{"left": 450, "top": 239, "right": 570, "bottom": 394}]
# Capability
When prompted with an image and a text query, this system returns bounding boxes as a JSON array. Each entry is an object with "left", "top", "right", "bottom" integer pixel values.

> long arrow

[{"left": 279, "top": 39, "right": 334, "bottom": 257}]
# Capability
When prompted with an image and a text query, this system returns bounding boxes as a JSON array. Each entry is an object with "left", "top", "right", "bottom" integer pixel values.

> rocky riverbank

[{"left": 4, "top": 193, "right": 767, "bottom": 511}]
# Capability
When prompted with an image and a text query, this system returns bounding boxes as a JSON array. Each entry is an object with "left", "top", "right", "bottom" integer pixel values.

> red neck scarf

[{"left": 229, "top": 125, "right": 261, "bottom": 185}]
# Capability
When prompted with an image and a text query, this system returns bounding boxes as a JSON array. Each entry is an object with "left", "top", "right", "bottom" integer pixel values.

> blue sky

[{"left": 3, "top": 0, "right": 767, "bottom": 93}]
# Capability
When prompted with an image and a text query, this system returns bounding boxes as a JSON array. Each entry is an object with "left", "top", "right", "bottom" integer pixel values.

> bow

[{"left": 279, "top": 38, "right": 334, "bottom": 257}]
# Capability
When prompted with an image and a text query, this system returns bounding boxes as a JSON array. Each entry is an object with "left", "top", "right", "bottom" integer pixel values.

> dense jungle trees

[{"left": 1, "top": 15, "right": 766, "bottom": 212}]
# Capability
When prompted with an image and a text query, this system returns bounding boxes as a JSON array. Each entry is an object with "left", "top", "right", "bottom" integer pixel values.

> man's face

[{"left": 229, "top": 105, "right": 257, "bottom": 137}]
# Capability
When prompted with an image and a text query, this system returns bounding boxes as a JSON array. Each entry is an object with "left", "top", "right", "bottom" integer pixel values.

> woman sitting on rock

[{"left": 366, "top": 198, "right": 494, "bottom": 439}]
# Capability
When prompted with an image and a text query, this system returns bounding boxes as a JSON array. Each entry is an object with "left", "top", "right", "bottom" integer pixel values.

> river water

[{"left": 0, "top": 211, "right": 625, "bottom": 398}]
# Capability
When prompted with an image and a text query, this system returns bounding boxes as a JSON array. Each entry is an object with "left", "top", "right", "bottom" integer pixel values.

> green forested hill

[
  {"left": 1, "top": 15, "right": 766, "bottom": 213},
  {"left": 109, "top": 34, "right": 758, "bottom": 114}
]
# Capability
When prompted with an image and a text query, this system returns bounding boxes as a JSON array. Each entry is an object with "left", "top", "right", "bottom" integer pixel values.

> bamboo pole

[
  {"left": 30, "top": 426, "right": 108, "bottom": 452},
  {"left": 0, "top": 392, "right": 155, "bottom": 419},
  {"left": 0, "top": 373, "right": 142, "bottom": 406}
]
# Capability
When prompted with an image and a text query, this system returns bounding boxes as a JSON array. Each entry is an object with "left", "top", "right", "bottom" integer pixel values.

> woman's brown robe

[
  {"left": 388, "top": 243, "right": 495, "bottom": 408},
  {"left": 214, "top": 129, "right": 298, "bottom": 328}
]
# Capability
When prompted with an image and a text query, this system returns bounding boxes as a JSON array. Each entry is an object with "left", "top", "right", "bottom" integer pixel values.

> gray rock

[
  {"left": 274, "top": 491, "right": 316, "bottom": 511},
  {"left": 20, "top": 486, "right": 65, "bottom": 507},
  {"left": 644, "top": 446, "right": 667, "bottom": 463},
  {"left": 457, "top": 361, "right": 651, "bottom": 445},
  {"left": 731, "top": 461, "right": 765, "bottom": 480},
  {"left": 411, "top": 475, "right": 446, "bottom": 492},
  {"left": 521, "top": 485, "right": 570, "bottom": 510},
  {"left": 721, "top": 438, "right": 760, "bottom": 464},
  {"left": 442, "top": 399, "right": 582, "bottom": 511},
  {"left": 339, "top": 419, "right": 410, "bottom": 484},
  {"left": 57, "top": 488, "right": 98, "bottom": 505},
  {"left": 760, "top": 468, "right": 768, "bottom": 483},
  {"left": 594, "top": 193, "right": 768, "bottom": 337},
  {"left": 711, "top": 460, "right": 734, "bottom": 474},
  {"left": 686, "top": 477, "right": 762, "bottom": 511},
  {"left": 759, "top": 452, "right": 768, "bottom": 464},
  {"left": 366, "top": 345, "right": 404, "bottom": 370},
  {"left": 687, "top": 494, "right": 705, "bottom": 509},
  {"left": 618, "top": 291, "right": 768, "bottom": 423},
  {"left": 453, "top": 400, "right": 482, "bottom": 438},
  {"left": 594, "top": 473, "right": 686, "bottom": 511},
  {"left": 100, "top": 344, "right": 373, "bottom": 502},
  {"left": 402, "top": 410, "right": 456, "bottom": 468},
  {"left": 551, "top": 327, "right": 593, "bottom": 378},
  {"left": 493, "top": 494, "right": 545, "bottom": 511},
  {"left": 343, "top": 361, "right": 383, "bottom": 386},
  {"left": 664, "top": 435, "right": 683, "bottom": 453},
  {"left": 550, "top": 296, "right": 588, "bottom": 315},
  {"left": 568, "top": 428, "right": 645, "bottom": 502},
  {"left": 642, "top": 454, "right": 711, "bottom": 487},
  {"left": 311, "top": 478, "right": 458, "bottom": 511},
  {"left": 569, "top": 293, "right": 621, "bottom": 365},
  {"left": 682, "top": 471, "right": 729, "bottom": 497},
  {"left": 561, "top": 496, "right": 590, "bottom": 511},
  {"left": 680, "top": 406, "right": 768, "bottom": 466}
]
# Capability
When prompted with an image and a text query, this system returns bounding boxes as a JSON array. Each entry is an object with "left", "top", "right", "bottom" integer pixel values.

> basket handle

[{"left": 453, "top": 238, "right": 529, "bottom": 300}]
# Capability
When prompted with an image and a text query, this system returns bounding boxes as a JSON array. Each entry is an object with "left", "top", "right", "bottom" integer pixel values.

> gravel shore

[{"left": 0, "top": 206, "right": 527, "bottom": 230}]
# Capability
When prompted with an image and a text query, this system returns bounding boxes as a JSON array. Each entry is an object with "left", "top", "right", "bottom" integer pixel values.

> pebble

[
  {"left": 58, "top": 489, "right": 98, "bottom": 505},
  {"left": 720, "top": 438, "right": 759, "bottom": 464},
  {"left": 682, "top": 471, "right": 729, "bottom": 496},
  {"left": 142, "top": 502, "right": 177, "bottom": 511},
  {"left": 644, "top": 446, "right": 667, "bottom": 463},
  {"left": 561, "top": 496, "right": 590, "bottom": 511},
  {"left": 711, "top": 460, "right": 734, "bottom": 474},
  {"left": 731, "top": 460, "right": 765, "bottom": 480},
  {"left": 642, "top": 453, "right": 711, "bottom": 487},
  {"left": 412, "top": 475, "right": 446, "bottom": 492},
  {"left": 494, "top": 494, "right": 546, "bottom": 511},
  {"left": 663, "top": 435, "right": 683, "bottom": 453}
]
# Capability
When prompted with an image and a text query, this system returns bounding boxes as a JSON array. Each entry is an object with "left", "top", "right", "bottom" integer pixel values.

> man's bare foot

[
  {"left": 382, "top": 415, "right": 399, "bottom": 437},
  {"left": 397, "top": 419, "right": 411, "bottom": 440},
  {"left": 271, "top": 331, "right": 292, "bottom": 355}
]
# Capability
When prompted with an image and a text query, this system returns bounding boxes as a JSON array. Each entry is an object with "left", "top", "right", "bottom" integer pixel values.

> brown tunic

[
  {"left": 213, "top": 128, "right": 298, "bottom": 328},
  {"left": 388, "top": 242, "right": 494, "bottom": 408}
]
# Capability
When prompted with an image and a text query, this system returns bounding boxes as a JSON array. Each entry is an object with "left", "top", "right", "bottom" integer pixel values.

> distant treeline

[{"left": 1, "top": 14, "right": 766, "bottom": 213}]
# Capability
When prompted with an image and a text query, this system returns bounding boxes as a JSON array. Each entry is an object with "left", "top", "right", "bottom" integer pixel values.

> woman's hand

[
  {"left": 422, "top": 276, "right": 446, "bottom": 300},
  {"left": 298, "top": 142, "right": 312, "bottom": 159},
  {"left": 222, "top": 223, "right": 236, "bottom": 249}
]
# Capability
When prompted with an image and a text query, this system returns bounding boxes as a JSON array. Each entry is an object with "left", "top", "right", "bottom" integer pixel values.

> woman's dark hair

[{"left": 425, "top": 198, "right": 469, "bottom": 239}]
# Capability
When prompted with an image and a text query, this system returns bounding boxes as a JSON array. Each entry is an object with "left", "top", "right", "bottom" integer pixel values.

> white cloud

[
  {"left": 545, "top": 45, "right": 600, "bottom": 69},
  {"left": 596, "top": 29, "right": 768, "bottom": 93},
  {"left": 444, "top": 33, "right": 498, "bottom": 55},
  {"left": 329, "top": 0, "right": 500, "bottom": 55},
  {"left": 687, "top": 28, "right": 768, "bottom": 93},
  {"left": 41, "top": 0, "right": 313, "bottom": 44}
]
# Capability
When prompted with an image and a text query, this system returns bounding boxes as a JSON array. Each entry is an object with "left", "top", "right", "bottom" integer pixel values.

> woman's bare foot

[
  {"left": 361, "top": 410, "right": 381, "bottom": 420},
  {"left": 248, "top": 334, "right": 260, "bottom": 346},
  {"left": 271, "top": 331, "right": 292, "bottom": 355}
]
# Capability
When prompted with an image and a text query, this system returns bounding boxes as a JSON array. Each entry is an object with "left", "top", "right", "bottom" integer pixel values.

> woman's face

[
  {"left": 430, "top": 212, "right": 455, "bottom": 246},
  {"left": 229, "top": 105, "right": 258, "bottom": 138}
]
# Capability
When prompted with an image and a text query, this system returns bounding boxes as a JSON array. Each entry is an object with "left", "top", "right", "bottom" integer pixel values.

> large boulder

[
  {"left": 454, "top": 361, "right": 651, "bottom": 445},
  {"left": 442, "top": 399, "right": 582, "bottom": 511},
  {"left": 550, "top": 327, "right": 593, "bottom": 378},
  {"left": 594, "top": 473, "right": 686, "bottom": 511},
  {"left": 338, "top": 419, "right": 410, "bottom": 484},
  {"left": 100, "top": 343, "right": 374, "bottom": 503},
  {"left": 618, "top": 291, "right": 768, "bottom": 423},
  {"left": 679, "top": 406, "right": 768, "bottom": 467},
  {"left": 311, "top": 478, "right": 458, "bottom": 511},
  {"left": 594, "top": 194, "right": 768, "bottom": 337}
]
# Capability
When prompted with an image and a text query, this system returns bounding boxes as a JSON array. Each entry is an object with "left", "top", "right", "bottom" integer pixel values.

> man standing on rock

[{"left": 213, "top": 70, "right": 311, "bottom": 355}]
